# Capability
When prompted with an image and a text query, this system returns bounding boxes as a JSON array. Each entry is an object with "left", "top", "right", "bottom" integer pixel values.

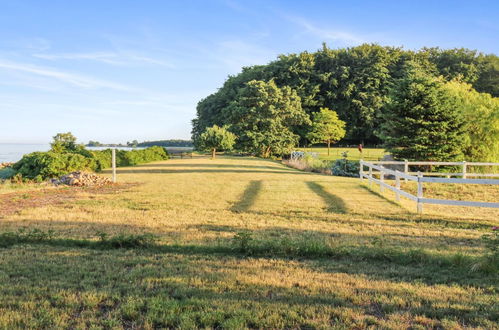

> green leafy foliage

[
  {"left": 331, "top": 159, "right": 360, "bottom": 177},
  {"left": 192, "top": 44, "right": 498, "bottom": 159},
  {"left": 224, "top": 80, "right": 310, "bottom": 157},
  {"left": 307, "top": 108, "right": 346, "bottom": 155},
  {"left": 377, "top": 63, "right": 466, "bottom": 161},
  {"left": 50, "top": 132, "right": 80, "bottom": 153},
  {"left": 12, "top": 151, "right": 97, "bottom": 180},
  {"left": 443, "top": 80, "right": 499, "bottom": 162},
  {"left": 0, "top": 167, "right": 16, "bottom": 179},
  {"left": 197, "top": 125, "right": 236, "bottom": 159},
  {"left": 12, "top": 133, "right": 169, "bottom": 180}
]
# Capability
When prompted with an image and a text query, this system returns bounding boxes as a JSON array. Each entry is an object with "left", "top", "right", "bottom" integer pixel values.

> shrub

[
  {"left": 12, "top": 146, "right": 169, "bottom": 180},
  {"left": 283, "top": 153, "right": 332, "bottom": 175},
  {"left": 0, "top": 167, "right": 16, "bottom": 179},
  {"left": 331, "top": 159, "right": 360, "bottom": 177},
  {"left": 121, "top": 146, "right": 169, "bottom": 166},
  {"left": 13, "top": 152, "right": 97, "bottom": 180}
]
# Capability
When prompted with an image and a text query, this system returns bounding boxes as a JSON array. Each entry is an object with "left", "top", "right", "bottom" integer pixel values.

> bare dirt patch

[{"left": 0, "top": 183, "right": 137, "bottom": 218}]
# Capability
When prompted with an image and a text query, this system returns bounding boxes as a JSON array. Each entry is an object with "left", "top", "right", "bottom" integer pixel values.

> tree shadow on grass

[
  {"left": 230, "top": 180, "right": 263, "bottom": 213},
  {"left": 358, "top": 184, "right": 403, "bottom": 208},
  {"left": 306, "top": 182, "right": 347, "bottom": 214},
  {"left": 0, "top": 246, "right": 493, "bottom": 328}
]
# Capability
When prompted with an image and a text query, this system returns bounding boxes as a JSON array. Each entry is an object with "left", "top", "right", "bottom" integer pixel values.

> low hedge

[{"left": 13, "top": 146, "right": 169, "bottom": 180}]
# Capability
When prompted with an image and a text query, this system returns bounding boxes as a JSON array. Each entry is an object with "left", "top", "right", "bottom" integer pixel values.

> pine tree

[{"left": 377, "top": 63, "right": 466, "bottom": 161}]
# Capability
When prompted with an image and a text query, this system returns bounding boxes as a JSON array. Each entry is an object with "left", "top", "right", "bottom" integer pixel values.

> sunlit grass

[
  {"left": 296, "top": 146, "right": 387, "bottom": 161},
  {"left": 0, "top": 156, "right": 497, "bottom": 328}
]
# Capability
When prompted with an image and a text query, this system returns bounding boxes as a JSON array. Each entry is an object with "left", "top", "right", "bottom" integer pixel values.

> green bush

[
  {"left": 12, "top": 152, "right": 97, "bottom": 180},
  {"left": 0, "top": 167, "right": 16, "bottom": 179},
  {"left": 121, "top": 146, "right": 169, "bottom": 166},
  {"left": 331, "top": 159, "right": 360, "bottom": 177},
  {"left": 12, "top": 146, "right": 169, "bottom": 180},
  {"left": 91, "top": 146, "right": 169, "bottom": 168}
]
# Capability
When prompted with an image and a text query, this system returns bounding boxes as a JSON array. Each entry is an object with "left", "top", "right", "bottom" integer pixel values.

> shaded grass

[
  {"left": 1, "top": 228, "right": 497, "bottom": 276},
  {"left": 296, "top": 147, "right": 387, "bottom": 161}
]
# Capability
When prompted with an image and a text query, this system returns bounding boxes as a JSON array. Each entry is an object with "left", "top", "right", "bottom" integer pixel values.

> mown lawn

[
  {"left": 296, "top": 147, "right": 387, "bottom": 161},
  {"left": 0, "top": 156, "right": 498, "bottom": 329}
]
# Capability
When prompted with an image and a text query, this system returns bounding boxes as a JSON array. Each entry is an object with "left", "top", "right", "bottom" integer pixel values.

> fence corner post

[
  {"left": 417, "top": 171, "right": 423, "bottom": 214},
  {"left": 395, "top": 171, "right": 400, "bottom": 202},
  {"left": 112, "top": 148, "right": 116, "bottom": 183},
  {"left": 462, "top": 161, "right": 467, "bottom": 179}
]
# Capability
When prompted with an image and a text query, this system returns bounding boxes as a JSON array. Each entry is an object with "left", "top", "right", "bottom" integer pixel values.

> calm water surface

[
  {"left": 0, "top": 143, "right": 50, "bottom": 163},
  {"left": 0, "top": 144, "right": 184, "bottom": 163}
]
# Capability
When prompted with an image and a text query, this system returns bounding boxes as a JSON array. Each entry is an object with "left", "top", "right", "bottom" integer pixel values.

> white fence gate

[{"left": 359, "top": 160, "right": 499, "bottom": 214}]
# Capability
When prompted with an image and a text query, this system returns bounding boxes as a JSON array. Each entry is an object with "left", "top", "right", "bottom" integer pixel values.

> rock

[
  {"left": 0, "top": 162, "right": 14, "bottom": 169},
  {"left": 52, "top": 171, "right": 112, "bottom": 187}
]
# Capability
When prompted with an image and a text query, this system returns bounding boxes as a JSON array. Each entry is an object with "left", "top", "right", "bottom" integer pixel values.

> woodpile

[
  {"left": 51, "top": 171, "right": 112, "bottom": 187},
  {"left": 0, "top": 162, "right": 14, "bottom": 169}
]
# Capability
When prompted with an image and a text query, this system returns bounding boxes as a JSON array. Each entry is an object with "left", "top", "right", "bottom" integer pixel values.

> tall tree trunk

[
  {"left": 327, "top": 140, "right": 331, "bottom": 156},
  {"left": 212, "top": 148, "right": 216, "bottom": 159}
]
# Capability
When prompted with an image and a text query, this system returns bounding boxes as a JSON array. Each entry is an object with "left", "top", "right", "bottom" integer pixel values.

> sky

[{"left": 1, "top": 0, "right": 498, "bottom": 144}]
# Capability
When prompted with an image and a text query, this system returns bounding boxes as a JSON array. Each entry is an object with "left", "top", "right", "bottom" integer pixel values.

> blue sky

[{"left": 1, "top": 0, "right": 498, "bottom": 143}]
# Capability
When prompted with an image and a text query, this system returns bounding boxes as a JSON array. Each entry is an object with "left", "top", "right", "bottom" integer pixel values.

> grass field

[
  {"left": 0, "top": 156, "right": 498, "bottom": 329},
  {"left": 296, "top": 147, "right": 387, "bottom": 161}
]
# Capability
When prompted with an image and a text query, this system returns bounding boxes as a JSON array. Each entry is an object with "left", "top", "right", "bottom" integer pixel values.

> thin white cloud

[
  {"left": 287, "top": 16, "right": 366, "bottom": 45},
  {"left": 0, "top": 59, "right": 133, "bottom": 90},
  {"left": 33, "top": 51, "right": 175, "bottom": 68}
]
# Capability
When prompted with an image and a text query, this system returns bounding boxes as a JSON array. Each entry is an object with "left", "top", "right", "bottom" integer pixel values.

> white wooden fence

[{"left": 359, "top": 160, "right": 499, "bottom": 214}]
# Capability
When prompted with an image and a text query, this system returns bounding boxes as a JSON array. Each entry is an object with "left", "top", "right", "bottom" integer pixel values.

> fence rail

[
  {"left": 359, "top": 160, "right": 499, "bottom": 214},
  {"left": 369, "top": 160, "right": 499, "bottom": 179}
]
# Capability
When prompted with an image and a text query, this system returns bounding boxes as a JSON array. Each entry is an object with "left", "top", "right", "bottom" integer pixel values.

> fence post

[
  {"left": 417, "top": 171, "right": 423, "bottom": 214},
  {"left": 462, "top": 161, "right": 467, "bottom": 179},
  {"left": 359, "top": 160, "right": 363, "bottom": 181},
  {"left": 395, "top": 171, "right": 400, "bottom": 202},
  {"left": 380, "top": 166, "right": 385, "bottom": 193},
  {"left": 112, "top": 148, "right": 116, "bottom": 183},
  {"left": 368, "top": 165, "right": 372, "bottom": 188},
  {"left": 404, "top": 159, "right": 409, "bottom": 182}
]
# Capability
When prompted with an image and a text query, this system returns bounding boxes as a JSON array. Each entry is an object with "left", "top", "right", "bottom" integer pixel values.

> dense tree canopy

[
  {"left": 192, "top": 43, "right": 498, "bottom": 159},
  {"left": 224, "top": 80, "right": 309, "bottom": 157}
]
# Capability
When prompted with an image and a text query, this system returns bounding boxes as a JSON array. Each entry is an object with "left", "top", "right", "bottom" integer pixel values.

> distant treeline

[
  {"left": 137, "top": 140, "right": 193, "bottom": 147},
  {"left": 87, "top": 140, "right": 193, "bottom": 148}
]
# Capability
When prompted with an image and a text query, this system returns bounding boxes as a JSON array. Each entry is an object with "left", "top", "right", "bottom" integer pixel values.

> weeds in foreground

[
  {"left": 0, "top": 228, "right": 157, "bottom": 249},
  {"left": 1, "top": 228, "right": 496, "bottom": 274},
  {"left": 470, "top": 228, "right": 499, "bottom": 273}
]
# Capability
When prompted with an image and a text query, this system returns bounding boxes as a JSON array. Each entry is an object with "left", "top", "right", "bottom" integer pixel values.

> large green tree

[
  {"left": 226, "top": 80, "right": 310, "bottom": 157},
  {"left": 198, "top": 125, "right": 236, "bottom": 159},
  {"left": 444, "top": 80, "right": 499, "bottom": 162},
  {"left": 307, "top": 108, "right": 346, "bottom": 155},
  {"left": 377, "top": 63, "right": 466, "bottom": 161}
]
